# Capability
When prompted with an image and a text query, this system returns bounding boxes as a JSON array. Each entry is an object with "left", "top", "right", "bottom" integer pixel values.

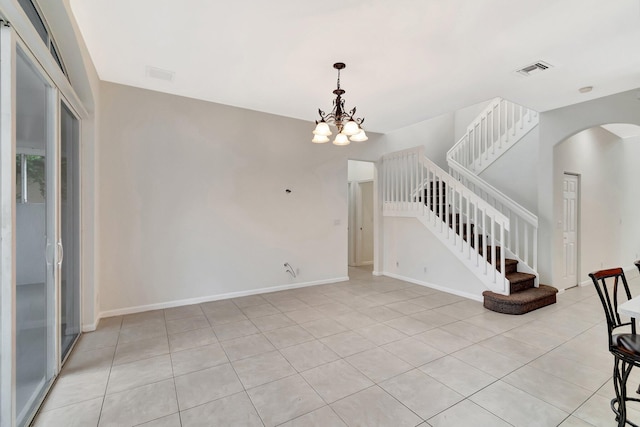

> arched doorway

[{"left": 552, "top": 123, "right": 640, "bottom": 289}]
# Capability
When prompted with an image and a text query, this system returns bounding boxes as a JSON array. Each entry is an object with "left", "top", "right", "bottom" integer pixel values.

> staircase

[
  {"left": 382, "top": 98, "right": 557, "bottom": 314},
  {"left": 415, "top": 179, "right": 557, "bottom": 314}
]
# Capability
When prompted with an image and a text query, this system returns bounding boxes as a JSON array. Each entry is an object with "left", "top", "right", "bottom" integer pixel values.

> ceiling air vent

[
  {"left": 516, "top": 61, "right": 553, "bottom": 76},
  {"left": 146, "top": 66, "right": 175, "bottom": 82}
]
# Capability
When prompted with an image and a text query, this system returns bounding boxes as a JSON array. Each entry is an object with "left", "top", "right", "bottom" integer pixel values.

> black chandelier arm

[{"left": 317, "top": 110, "right": 365, "bottom": 127}]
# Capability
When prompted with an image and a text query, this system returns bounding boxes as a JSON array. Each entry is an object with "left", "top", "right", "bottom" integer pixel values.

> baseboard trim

[
  {"left": 372, "top": 271, "right": 383, "bottom": 276},
  {"left": 98, "top": 276, "right": 349, "bottom": 319},
  {"left": 82, "top": 321, "right": 98, "bottom": 332},
  {"left": 577, "top": 264, "right": 638, "bottom": 288},
  {"left": 383, "top": 271, "right": 483, "bottom": 302}
]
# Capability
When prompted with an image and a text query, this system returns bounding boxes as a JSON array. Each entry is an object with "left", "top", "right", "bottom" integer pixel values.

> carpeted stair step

[
  {"left": 482, "top": 285, "right": 558, "bottom": 315},
  {"left": 506, "top": 272, "right": 536, "bottom": 293},
  {"left": 497, "top": 258, "right": 518, "bottom": 275}
]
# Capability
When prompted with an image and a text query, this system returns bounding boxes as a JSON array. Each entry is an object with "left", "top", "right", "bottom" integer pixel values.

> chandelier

[{"left": 312, "top": 62, "right": 368, "bottom": 145}]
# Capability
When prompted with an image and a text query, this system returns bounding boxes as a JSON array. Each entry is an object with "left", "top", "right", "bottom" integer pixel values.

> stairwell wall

[
  {"left": 383, "top": 217, "right": 486, "bottom": 300},
  {"left": 477, "top": 127, "right": 539, "bottom": 214}
]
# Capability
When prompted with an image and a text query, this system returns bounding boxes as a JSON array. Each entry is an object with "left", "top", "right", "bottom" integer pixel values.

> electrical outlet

[{"left": 396, "top": 261, "right": 399, "bottom": 267}]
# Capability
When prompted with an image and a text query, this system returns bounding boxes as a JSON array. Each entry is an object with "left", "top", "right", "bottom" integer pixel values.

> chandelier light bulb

[
  {"left": 312, "top": 134, "right": 330, "bottom": 144},
  {"left": 333, "top": 132, "right": 350, "bottom": 146},
  {"left": 342, "top": 120, "right": 360, "bottom": 136},
  {"left": 313, "top": 121, "right": 332, "bottom": 137},
  {"left": 349, "top": 129, "right": 368, "bottom": 142}
]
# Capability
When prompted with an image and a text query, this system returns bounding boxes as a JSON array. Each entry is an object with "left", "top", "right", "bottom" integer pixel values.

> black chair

[
  {"left": 590, "top": 267, "right": 640, "bottom": 427},
  {"left": 635, "top": 260, "right": 640, "bottom": 274}
]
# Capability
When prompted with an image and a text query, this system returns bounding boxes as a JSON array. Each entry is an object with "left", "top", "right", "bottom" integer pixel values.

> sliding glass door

[
  {"left": 15, "top": 46, "right": 56, "bottom": 427},
  {"left": 60, "top": 102, "right": 80, "bottom": 360},
  {"left": 0, "top": 22, "right": 82, "bottom": 426}
]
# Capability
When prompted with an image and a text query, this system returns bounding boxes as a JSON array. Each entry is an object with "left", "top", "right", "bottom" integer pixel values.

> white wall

[
  {"left": 347, "top": 160, "right": 374, "bottom": 182},
  {"left": 478, "top": 127, "right": 539, "bottom": 213},
  {"left": 553, "top": 127, "right": 623, "bottom": 286},
  {"left": 383, "top": 217, "right": 485, "bottom": 299},
  {"left": 620, "top": 135, "right": 640, "bottom": 267},
  {"left": 98, "top": 82, "right": 384, "bottom": 314},
  {"left": 378, "top": 113, "right": 455, "bottom": 169}
]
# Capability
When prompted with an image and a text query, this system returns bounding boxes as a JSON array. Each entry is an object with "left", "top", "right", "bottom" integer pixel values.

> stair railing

[
  {"left": 447, "top": 98, "right": 539, "bottom": 175},
  {"left": 448, "top": 158, "right": 538, "bottom": 273},
  {"left": 382, "top": 146, "right": 511, "bottom": 295}
]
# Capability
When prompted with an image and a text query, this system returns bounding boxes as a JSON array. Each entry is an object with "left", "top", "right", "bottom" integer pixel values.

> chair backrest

[
  {"left": 589, "top": 268, "right": 635, "bottom": 344},
  {"left": 635, "top": 260, "right": 640, "bottom": 273}
]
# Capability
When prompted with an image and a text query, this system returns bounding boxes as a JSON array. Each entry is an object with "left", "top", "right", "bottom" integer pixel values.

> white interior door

[
  {"left": 357, "top": 181, "right": 374, "bottom": 265},
  {"left": 562, "top": 173, "right": 579, "bottom": 287}
]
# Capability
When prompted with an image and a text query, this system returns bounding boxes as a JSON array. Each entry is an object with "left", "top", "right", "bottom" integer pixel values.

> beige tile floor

[{"left": 33, "top": 266, "right": 640, "bottom": 426}]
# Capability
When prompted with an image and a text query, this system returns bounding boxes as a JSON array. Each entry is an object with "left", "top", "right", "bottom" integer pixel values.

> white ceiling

[{"left": 69, "top": 0, "right": 640, "bottom": 133}]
